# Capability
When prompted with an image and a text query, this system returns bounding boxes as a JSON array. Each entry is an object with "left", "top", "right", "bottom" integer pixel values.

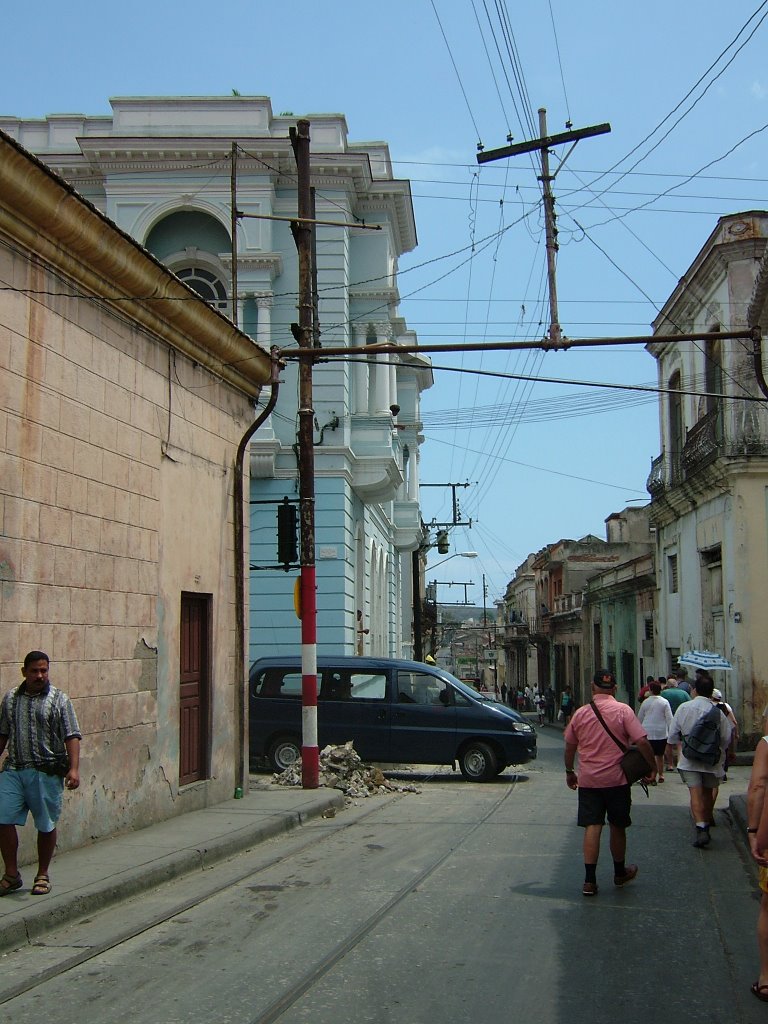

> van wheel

[
  {"left": 459, "top": 741, "right": 497, "bottom": 782},
  {"left": 268, "top": 736, "right": 301, "bottom": 773}
]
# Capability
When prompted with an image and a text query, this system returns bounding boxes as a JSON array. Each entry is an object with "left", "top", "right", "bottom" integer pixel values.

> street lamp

[{"left": 428, "top": 551, "right": 478, "bottom": 572}]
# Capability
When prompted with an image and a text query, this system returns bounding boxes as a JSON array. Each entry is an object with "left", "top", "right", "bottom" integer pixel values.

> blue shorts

[{"left": 0, "top": 768, "right": 64, "bottom": 832}]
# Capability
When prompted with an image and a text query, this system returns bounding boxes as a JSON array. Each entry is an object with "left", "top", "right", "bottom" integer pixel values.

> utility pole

[
  {"left": 537, "top": 108, "right": 561, "bottom": 348},
  {"left": 230, "top": 141, "right": 238, "bottom": 329},
  {"left": 421, "top": 481, "right": 473, "bottom": 528},
  {"left": 477, "top": 111, "right": 610, "bottom": 349},
  {"left": 290, "top": 120, "right": 319, "bottom": 789}
]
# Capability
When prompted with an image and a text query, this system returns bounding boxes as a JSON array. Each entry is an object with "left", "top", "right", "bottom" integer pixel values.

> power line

[
  {"left": 563, "top": 1, "right": 768, "bottom": 206},
  {"left": 429, "top": 0, "right": 484, "bottom": 147}
]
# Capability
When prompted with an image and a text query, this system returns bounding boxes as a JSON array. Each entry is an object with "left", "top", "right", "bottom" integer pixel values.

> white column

[
  {"left": 408, "top": 449, "right": 419, "bottom": 501},
  {"left": 255, "top": 293, "right": 273, "bottom": 347},
  {"left": 237, "top": 296, "right": 246, "bottom": 331},
  {"left": 353, "top": 324, "right": 369, "bottom": 414},
  {"left": 389, "top": 362, "right": 398, "bottom": 414},
  {"left": 372, "top": 321, "right": 391, "bottom": 414},
  {"left": 399, "top": 445, "right": 409, "bottom": 500}
]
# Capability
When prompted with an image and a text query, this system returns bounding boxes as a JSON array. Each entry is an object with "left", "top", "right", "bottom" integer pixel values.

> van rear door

[{"left": 390, "top": 669, "right": 457, "bottom": 765}]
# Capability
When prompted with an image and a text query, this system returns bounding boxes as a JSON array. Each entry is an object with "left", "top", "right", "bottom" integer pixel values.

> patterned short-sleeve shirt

[{"left": 0, "top": 683, "right": 81, "bottom": 771}]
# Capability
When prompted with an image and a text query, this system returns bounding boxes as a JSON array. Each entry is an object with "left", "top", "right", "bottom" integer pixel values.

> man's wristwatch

[
  {"left": 748, "top": 827, "right": 759, "bottom": 834},
  {"left": 565, "top": 768, "right": 576, "bottom": 775}
]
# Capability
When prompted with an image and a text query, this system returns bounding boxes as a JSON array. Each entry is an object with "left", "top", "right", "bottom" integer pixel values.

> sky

[{"left": 4, "top": 1, "right": 768, "bottom": 607}]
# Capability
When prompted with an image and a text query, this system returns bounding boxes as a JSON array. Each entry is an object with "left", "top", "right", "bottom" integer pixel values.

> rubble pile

[{"left": 273, "top": 741, "right": 420, "bottom": 801}]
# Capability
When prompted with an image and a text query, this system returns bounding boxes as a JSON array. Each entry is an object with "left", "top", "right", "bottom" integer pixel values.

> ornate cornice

[{"left": 0, "top": 129, "right": 271, "bottom": 395}]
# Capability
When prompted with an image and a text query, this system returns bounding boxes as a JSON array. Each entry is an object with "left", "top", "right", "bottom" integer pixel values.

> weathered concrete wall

[{"left": 0, "top": 235, "right": 252, "bottom": 859}]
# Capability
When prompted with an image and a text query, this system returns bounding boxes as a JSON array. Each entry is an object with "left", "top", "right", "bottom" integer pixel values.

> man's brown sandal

[
  {"left": 0, "top": 873, "right": 22, "bottom": 896},
  {"left": 31, "top": 874, "right": 51, "bottom": 896}
]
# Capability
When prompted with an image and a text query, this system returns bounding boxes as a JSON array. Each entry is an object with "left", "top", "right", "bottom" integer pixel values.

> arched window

[
  {"left": 144, "top": 211, "right": 231, "bottom": 314},
  {"left": 176, "top": 267, "right": 228, "bottom": 312}
]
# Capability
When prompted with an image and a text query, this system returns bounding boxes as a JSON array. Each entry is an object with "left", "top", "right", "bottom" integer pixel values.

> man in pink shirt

[{"left": 564, "top": 669, "right": 654, "bottom": 896}]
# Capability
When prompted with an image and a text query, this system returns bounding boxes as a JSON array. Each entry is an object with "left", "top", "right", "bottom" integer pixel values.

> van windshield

[{"left": 430, "top": 669, "right": 493, "bottom": 702}]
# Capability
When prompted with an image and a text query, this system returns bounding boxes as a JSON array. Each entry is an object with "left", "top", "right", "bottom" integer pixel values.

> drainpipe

[{"left": 233, "top": 347, "right": 282, "bottom": 796}]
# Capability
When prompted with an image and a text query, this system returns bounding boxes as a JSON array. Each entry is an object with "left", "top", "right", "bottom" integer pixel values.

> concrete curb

[{"left": 0, "top": 789, "right": 345, "bottom": 956}]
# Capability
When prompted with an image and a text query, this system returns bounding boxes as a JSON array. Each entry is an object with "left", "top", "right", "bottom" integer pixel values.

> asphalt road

[{"left": 1, "top": 728, "right": 762, "bottom": 1024}]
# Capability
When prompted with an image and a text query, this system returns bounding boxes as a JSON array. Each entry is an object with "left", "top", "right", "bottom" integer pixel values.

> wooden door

[{"left": 179, "top": 593, "right": 210, "bottom": 785}]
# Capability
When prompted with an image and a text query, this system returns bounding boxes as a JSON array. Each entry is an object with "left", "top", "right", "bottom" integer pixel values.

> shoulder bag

[{"left": 590, "top": 700, "right": 651, "bottom": 795}]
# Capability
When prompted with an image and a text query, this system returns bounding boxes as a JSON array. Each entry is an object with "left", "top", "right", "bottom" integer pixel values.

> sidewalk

[{"left": 0, "top": 780, "right": 344, "bottom": 955}]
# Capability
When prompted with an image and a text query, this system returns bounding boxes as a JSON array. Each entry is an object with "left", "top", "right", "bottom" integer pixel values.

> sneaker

[
  {"left": 614, "top": 864, "right": 638, "bottom": 887},
  {"left": 693, "top": 827, "right": 711, "bottom": 848},
  {"left": 582, "top": 881, "right": 598, "bottom": 896}
]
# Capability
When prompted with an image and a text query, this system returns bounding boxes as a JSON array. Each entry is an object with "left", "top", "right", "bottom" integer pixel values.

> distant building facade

[
  {"left": 503, "top": 507, "right": 654, "bottom": 706},
  {"left": 647, "top": 211, "right": 768, "bottom": 743},
  {"left": 1, "top": 97, "right": 432, "bottom": 662},
  {"left": 0, "top": 128, "right": 271, "bottom": 854}
]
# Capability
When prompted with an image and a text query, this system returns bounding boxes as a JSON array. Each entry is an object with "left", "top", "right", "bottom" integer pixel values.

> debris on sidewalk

[{"left": 273, "top": 742, "right": 421, "bottom": 802}]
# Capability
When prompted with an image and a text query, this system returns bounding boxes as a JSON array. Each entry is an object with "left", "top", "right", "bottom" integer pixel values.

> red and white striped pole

[
  {"left": 300, "top": 564, "right": 318, "bottom": 787},
  {"left": 291, "top": 119, "right": 319, "bottom": 788}
]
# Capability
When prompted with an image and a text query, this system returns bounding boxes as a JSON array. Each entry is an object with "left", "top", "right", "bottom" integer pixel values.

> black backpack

[{"left": 681, "top": 704, "right": 723, "bottom": 766}]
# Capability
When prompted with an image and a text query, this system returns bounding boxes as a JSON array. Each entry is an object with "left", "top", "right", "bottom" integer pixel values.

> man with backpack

[{"left": 666, "top": 672, "right": 733, "bottom": 848}]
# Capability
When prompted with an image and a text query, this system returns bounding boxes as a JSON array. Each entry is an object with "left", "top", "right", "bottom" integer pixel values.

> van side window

[
  {"left": 256, "top": 670, "right": 312, "bottom": 698},
  {"left": 349, "top": 673, "right": 386, "bottom": 700},
  {"left": 320, "top": 671, "right": 386, "bottom": 701},
  {"left": 453, "top": 690, "right": 472, "bottom": 707},
  {"left": 397, "top": 672, "right": 450, "bottom": 706}
]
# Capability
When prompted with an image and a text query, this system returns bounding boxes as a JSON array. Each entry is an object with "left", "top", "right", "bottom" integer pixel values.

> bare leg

[
  {"left": 0, "top": 823, "right": 19, "bottom": 878},
  {"left": 758, "top": 892, "right": 768, "bottom": 986},
  {"left": 608, "top": 823, "right": 627, "bottom": 862},
  {"left": 690, "top": 786, "right": 709, "bottom": 823},
  {"left": 583, "top": 823, "right": 603, "bottom": 864},
  {"left": 36, "top": 828, "right": 57, "bottom": 877}
]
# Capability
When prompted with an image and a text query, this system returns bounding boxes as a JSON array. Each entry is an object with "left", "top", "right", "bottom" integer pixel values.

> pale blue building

[{"left": 3, "top": 96, "right": 432, "bottom": 662}]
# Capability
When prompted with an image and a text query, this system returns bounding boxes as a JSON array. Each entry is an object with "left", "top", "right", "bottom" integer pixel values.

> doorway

[{"left": 179, "top": 592, "right": 211, "bottom": 785}]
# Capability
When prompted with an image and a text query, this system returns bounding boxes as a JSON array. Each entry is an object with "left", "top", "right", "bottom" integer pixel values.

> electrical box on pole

[{"left": 276, "top": 497, "right": 298, "bottom": 570}]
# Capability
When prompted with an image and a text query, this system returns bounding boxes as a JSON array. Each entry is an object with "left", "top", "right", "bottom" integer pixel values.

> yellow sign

[{"left": 293, "top": 577, "right": 302, "bottom": 619}]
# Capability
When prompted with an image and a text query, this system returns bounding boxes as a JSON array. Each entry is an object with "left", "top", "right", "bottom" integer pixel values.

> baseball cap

[
  {"left": 712, "top": 689, "right": 723, "bottom": 701},
  {"left": 593, "top": 669, "right": 615, "bottom": 689}
]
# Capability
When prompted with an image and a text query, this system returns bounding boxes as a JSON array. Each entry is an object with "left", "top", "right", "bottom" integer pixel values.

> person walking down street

[
  {"left": 747, "top": 707, "right": 768, "bottom": 1003},
  {"left": 711, "top": 685, "right": 738, "bottom": 780},
  {"left": 661, "top": 677, "right": 691, "bottom": 771},
  {"left": 500, "top": 683, "right": 507, "bottom": 705},
  {"left": 637, "top": 681, "right": 673, "bottom": 783},
  {"left": 0, "top": 651, "right": 81, "bottom": 897},
  {"left": 563, "top": 669, "right": 654, "bottom": 897},
  {"left": 545, "top": 687, "right": 555, "bottom": 724},
  {"left": 560, "top": 686, "right": 575, "bottom": 725},
  {"left": 675, "top": 669, "right": 692, "bottom": 694},
  {"left": 638, "top": 675, "right": 654, "bottom": 704},
  {"left": 535, "top": 690, "right": 546, "bottom": 727},
  {"left": 665, "top": 672, "right": 732, "bottom": 848}
]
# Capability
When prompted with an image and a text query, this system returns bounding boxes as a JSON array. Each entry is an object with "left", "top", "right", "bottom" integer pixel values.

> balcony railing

[
  {"left": 647, "top": 454, "right": 665, "bottom": 497},
  {"left": 681, "top": 407, "right": 721, "bottom": 476},
  {"left": 552, "top": 592, "right": 583, "bottom": 615},
  {"left": 647, "top": 401, "right": 768, "bottom": 498}
]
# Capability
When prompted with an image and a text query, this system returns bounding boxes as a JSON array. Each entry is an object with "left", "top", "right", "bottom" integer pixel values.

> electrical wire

[
  {"left": 562, "top": 1, "right": 768, "bottom": 206},
  {"left": 425, "top": 434, "right": 648, "bottom": 493},
  {"left": 547, "top": 0, "right": 571, "bottom": 127},
  {"left": 429, "top": 0, "right": 484, "bottom": 147}
]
